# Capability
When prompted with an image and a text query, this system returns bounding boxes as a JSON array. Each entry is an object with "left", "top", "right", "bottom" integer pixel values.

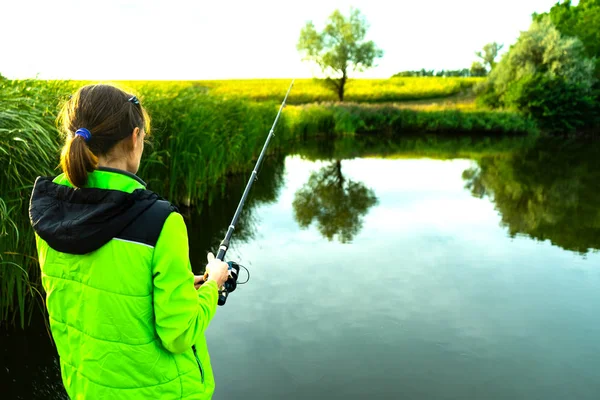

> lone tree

[
  {"left": 297, "top": 8, "right": 383, "bottom": 101},
  {"left": 476, "top": 42, "right": 504, "bottom": 71}
]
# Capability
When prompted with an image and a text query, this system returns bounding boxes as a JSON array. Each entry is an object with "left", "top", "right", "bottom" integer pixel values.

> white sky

[{"left": 1, "top": 0, "right": 564, "bottom": 80}]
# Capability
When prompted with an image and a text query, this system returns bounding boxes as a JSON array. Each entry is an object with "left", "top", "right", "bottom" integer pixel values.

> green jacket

[{"left": 29, "top": 168, "right": 218, "bottom": 399}]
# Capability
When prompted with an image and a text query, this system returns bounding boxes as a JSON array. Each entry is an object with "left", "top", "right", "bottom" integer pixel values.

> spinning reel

[{"left": 217, "top": 261, "right": 247, "bottom": 306}]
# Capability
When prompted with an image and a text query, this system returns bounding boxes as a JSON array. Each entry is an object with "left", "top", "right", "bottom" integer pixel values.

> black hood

[{"left": 29, "top": 175, "right": 163, "bottom": 255}]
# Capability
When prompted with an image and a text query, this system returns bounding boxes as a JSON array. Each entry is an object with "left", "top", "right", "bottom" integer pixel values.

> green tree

[
  {"left": 292, "top": 161, "right": 378, "bottom": 243},
  {"left": 534, "top": 0, "right": 600, "bottom": 77},
  {"left": 476, "top": 42, "right": 504, "bottom": 71},
  {"left": 297, "top": 8, "right": 383, "bottom": 101},
  {"left": 477, "top": 16, "right": 598, "bottom": 132}
]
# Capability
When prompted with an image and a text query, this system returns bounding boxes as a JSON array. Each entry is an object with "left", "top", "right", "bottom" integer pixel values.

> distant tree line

[
  {"left": 392, "top": 69, "right": 472, "bottom": 78},
  {"left": 393, "top": 42, "right": 504, "bottom": 78}
]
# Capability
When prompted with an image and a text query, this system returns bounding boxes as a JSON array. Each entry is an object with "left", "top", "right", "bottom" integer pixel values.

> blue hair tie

[
  {"left": 128, "top": 96, "right": 140, "bottom": 105},
  {"left": 75, "top": 128, "right": 92, "bottom": 142}
]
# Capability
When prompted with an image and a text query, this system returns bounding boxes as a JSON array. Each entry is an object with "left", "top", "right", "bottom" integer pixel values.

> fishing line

[{"left": 236, "top": 264, "right": 250, "bottom": 285}]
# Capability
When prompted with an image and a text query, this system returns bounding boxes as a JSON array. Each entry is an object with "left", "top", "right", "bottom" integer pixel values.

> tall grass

[
  {"left": 282, "top": 103, "right": 539, "bottom": 137},
  {"left": 0, "top": 80, "right": 68, "bottom": 328},
  {"left": 137, "top": 88, "right": 297, "bottom": 205}
]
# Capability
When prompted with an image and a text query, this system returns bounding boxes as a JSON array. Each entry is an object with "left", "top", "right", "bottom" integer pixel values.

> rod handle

[{"left": 216, "top": 241, "right": 228, "bottom": 261}]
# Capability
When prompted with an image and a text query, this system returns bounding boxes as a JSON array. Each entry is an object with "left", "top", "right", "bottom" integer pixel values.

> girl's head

[{"left": 58, "top": 84, "right": 151, "bottom": 188}]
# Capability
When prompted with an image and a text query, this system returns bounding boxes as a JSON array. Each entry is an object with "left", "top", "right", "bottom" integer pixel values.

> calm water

[{"left": 3, "top": 137, "right": 600, "bottom": 399}]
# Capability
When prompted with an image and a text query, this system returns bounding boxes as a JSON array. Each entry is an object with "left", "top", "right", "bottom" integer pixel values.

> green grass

[{"left": 283, "top": 103, "right": 538, "bottom": 138}]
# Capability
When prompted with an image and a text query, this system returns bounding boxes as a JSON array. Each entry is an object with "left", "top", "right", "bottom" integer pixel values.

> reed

[
  {"left": 138, "top": 89, "right": 294, "bottom": 205},
  {"left": 0, "top": 80, "right": 66, "bottom": 328}
]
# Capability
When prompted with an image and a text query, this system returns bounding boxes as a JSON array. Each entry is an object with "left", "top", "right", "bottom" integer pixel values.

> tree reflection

[
  {"left": 463, "top": 138, "right": 600, "bottom": 253},
  {"left": 293, "top": 160, "right": 378, "bottom": 243}
]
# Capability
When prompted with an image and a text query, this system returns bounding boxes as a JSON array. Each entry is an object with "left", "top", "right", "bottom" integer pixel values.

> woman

[{"left": 29, "top": 84, "right": 229, "bottom": 399}]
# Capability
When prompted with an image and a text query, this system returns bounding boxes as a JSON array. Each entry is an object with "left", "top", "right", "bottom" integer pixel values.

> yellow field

[{"left": 189, "top": 77, "right": 482, "bottom": 104}]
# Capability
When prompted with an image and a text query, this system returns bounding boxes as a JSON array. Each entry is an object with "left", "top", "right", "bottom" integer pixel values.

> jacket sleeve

[{"left": 152, "top": 212, "right": 219, "bottom": 354}]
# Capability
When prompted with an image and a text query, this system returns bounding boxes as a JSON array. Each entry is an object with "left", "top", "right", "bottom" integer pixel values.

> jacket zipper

[{"left": 191, "top": 345, "right": 205, "bottom": 383}]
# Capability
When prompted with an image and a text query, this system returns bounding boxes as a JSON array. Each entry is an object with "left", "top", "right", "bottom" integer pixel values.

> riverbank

[{"left": 284, "top": 102, "right": 537, "bottom": 138}]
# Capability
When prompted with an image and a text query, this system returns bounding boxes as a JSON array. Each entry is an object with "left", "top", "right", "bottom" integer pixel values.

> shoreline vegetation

[{"left": 0, "top": 76, "right": 554, "bottom": 327}]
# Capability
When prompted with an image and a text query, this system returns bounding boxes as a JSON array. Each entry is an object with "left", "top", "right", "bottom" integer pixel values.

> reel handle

[{"left": 218, "top": 290, "right": 229, "bottom": 306}]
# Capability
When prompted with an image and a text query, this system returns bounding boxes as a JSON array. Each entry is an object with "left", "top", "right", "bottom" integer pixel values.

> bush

[
  {"left": 477, "top": 16, "right": 599, "bottom": 133},
  {"left": 504, "top": 74, "right": 598, "bottom": 134}
]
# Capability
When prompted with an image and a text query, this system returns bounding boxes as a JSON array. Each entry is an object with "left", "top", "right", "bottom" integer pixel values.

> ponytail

[
  {"left": 56, "top": 84, "right": 151, "bottom": 188},
  {"left": 60, "top": 134, "right": 98, "bottom": 188}
]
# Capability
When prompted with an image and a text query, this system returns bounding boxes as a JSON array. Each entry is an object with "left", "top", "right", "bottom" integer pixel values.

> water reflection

[
  {"left": 463, "top": 137, "right": 600, "bottom": 254},
  {"left": 184, "top": 153, "right": 286, "bottom": 272},
  {"left": 1, "top": 307, "right": 68, "bottom": 399},
  {"left": 292, "top": 160, "right": 378, "bottom": 243}
]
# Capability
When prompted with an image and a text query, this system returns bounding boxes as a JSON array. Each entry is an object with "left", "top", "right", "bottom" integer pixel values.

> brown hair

[{"left": 58, "top": 84, "right": 151, "bottom": 188}]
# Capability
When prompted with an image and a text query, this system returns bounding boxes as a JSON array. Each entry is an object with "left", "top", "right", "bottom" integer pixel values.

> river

[{"left": 3, "top": 135, "right": 600, "bottom": 399}]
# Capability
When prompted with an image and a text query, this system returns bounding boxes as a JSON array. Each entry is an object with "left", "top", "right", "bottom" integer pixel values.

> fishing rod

[{"left": 212, "top": 79, "right": 294, "bottom": 306}]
